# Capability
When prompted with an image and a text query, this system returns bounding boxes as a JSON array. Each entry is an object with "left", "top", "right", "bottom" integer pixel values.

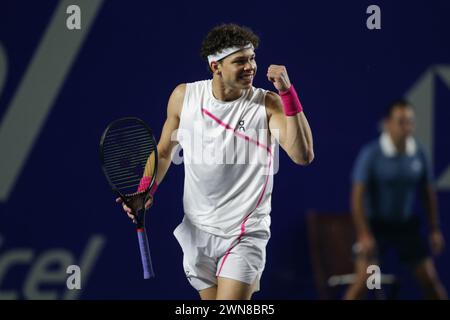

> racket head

[{"left": 100, "top": 117, "right": 158, "bottom": 213}]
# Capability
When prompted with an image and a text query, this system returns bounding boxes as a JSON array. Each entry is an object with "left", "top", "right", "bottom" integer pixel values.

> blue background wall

[{"left": 1, "top": 0, "right": 449, "bottom": 299}]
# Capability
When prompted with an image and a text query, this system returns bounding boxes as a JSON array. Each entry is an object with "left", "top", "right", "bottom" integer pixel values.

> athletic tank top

[{"left": 177, "top": 79, "right": 274, "bottom": 238}]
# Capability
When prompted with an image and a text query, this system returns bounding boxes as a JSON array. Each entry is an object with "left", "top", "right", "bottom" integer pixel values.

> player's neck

[{"left": 211, "top": 77, "right": 243, "bottom": 102}]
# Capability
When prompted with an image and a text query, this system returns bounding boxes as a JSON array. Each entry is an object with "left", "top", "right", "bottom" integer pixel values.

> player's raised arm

[{"left": 266, "top": 65, "right": 314, "bottom": 166}]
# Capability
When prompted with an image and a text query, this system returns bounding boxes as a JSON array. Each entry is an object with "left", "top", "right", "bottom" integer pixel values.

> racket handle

[{"left": 136, "top": 228, "right": 155, "bottom": 279}]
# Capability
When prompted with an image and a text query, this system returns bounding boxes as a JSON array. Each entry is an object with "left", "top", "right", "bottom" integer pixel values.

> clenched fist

[{"left": 267, "top": 65, "right": 291, "bottom": 92}]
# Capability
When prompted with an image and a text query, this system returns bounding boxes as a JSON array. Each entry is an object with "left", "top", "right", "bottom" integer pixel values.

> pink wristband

[
  {"left": 137, "top": 176, "right": 158, "bottom": 196},
  {"left": 279, "top": 84, "right": 303, "bottom": 116}
]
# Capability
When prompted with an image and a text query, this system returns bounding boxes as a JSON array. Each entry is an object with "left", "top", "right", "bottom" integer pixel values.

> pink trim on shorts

[{"left": 200, "top": 107, "right": 272, "bottom": 277}]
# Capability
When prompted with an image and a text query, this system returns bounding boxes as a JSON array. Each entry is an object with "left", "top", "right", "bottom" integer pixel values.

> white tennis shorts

[{"left": 173, "top": 217, "right": 270, "bottom": 292}]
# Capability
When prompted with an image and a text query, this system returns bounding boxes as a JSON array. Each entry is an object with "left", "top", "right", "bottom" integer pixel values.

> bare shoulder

[
  {"left": 172, "top": 83, "right": 187, "bottom": 99},
  {"left": 167, "top": 83, "right": 187, "bottom": 118}
]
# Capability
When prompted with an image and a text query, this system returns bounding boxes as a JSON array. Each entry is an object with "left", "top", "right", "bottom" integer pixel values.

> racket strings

[{"left": 102, "top": 121, "right": 157, "bottom": 194}]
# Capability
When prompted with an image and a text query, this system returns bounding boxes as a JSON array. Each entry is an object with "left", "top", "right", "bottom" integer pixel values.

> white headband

[{"left": 207, "top": 43, "right": 254, "bottom": 65}]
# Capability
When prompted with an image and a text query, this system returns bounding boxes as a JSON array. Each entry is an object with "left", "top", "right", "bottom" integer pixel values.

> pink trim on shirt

[
  {"left": 199, "top": 107, "right": 272, "bottom": 277},
  {"left": 201, "top": 108, "right": 272, "bottom": 155}
]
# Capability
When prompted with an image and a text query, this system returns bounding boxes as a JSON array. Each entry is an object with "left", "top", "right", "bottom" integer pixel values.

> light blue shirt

[{"left": 351, "top": 133, "right": 433, "bottom": 222}]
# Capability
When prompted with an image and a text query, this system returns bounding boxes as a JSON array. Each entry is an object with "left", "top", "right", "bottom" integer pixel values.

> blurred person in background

[{"left": 344, "top": 100, "right": 447, "bottom": 300}]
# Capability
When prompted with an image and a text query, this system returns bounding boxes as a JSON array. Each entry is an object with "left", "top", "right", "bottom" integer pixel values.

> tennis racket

[{"left": 100, "top": 117, "right": 158, "bottom": 279}]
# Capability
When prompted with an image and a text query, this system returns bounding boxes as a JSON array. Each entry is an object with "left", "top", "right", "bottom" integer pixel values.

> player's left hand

[
  {"left": 267, "top": 65, "right": 292, "bottom": 92},
  {"left": 429, "top": 229, "right": 445, "bottom": 256}
]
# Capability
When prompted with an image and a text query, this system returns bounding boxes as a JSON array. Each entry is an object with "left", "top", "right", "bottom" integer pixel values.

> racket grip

[{"left": 136, "top": 228, "right": 155, "bottom": 279}]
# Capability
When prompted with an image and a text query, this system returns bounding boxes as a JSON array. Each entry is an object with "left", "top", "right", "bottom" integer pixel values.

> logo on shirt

[
  {"left": 411, "top": 159, "right": 422, "bottom": 173},
  {"left": 238, "top": 119, "right": 245, "bottom": 131},
  {"left": 185, "top": 270, "right": 192, "bottom": 281}
]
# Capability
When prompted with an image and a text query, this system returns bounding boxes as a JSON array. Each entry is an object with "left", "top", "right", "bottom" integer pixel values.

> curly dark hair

[{"left": 200, "top": 23, "right": 260, "bottom": 62}]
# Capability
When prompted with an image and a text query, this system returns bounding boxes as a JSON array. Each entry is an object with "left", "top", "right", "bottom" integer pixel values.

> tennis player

[{"left": 118, "top": 23, "right": 314, "bottom": 300}]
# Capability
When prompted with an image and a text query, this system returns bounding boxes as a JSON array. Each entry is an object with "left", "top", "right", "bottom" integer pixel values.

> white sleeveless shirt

[{"left": 177, "top": 79, "right": 274, "bottom": 238}]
